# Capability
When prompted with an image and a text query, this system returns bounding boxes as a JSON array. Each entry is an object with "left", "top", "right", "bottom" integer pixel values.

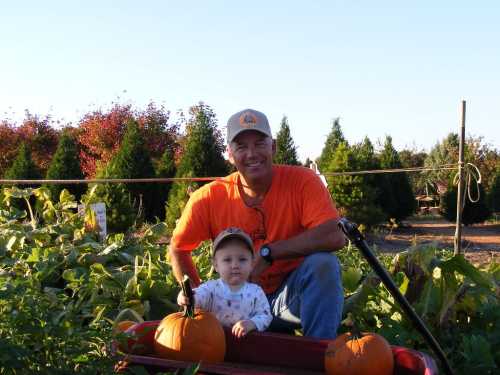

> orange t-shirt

[{"left": 171, "top": 165, "right": 339, "bottom": 294}]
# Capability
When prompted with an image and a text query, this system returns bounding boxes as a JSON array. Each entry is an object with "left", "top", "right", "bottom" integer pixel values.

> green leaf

[
  {"left": 6, "top": 236, "right": 17, "bottom": 251},
  {"left": 440, "top": 255, "right": 495, "bottom": 290},
  {"left": 460, "top": 334, "right": 497, "bottom": 370},
  {"left": 26, "top": 248, "right": 41, "bottom": 263}
]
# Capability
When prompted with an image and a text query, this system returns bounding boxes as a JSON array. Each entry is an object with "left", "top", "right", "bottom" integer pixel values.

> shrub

[
  {"left": 441, "top": 180, "right": 491, "bottom": 225},
  {"left": 326, "top": 142, "right": 385, "bottom": 228},
  {"left": 487, "top": 167, "right": 500, "bottom": 213},
  {"left": 378, "top": 136, "right": 416, "bottom": 222},
  {"left": 45, "top": 131, "right": 85, "bottom": 201},
  {"left": 165, "top": 103, "right": 227, "bottom": 230},
  {"left": 274, "top": 116, "right": 300, "bottom": 165},
  {"left": 83, "top": 119, "right": 156, "bottom": 233},
  {"left": 317, "top": 117, "right": 346, "bottom": 171},
  {"left": 155, "top": 146, "right": 176, "bottom": 220}
]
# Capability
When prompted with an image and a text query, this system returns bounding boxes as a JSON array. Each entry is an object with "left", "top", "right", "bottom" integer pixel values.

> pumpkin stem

[
  {"left": 181, "top": 275, "right": 195, "bottom": 318},
  {"left": 343, "top": 313, "right": 362, "bottom": 340}
]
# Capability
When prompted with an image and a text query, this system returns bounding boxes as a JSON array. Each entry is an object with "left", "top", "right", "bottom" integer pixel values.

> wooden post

[{"left": 454, "top": 100, "right": 466, "bottom": 255}]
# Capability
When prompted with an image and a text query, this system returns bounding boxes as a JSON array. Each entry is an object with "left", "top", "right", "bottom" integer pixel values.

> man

[{"left": 169, "top": 108, "right": 345, "bottom": 339}]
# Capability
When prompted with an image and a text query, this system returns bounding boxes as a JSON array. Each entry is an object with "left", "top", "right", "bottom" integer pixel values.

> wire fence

[{"left": 0, "top": 165, "right": 458, "bottom": 185}]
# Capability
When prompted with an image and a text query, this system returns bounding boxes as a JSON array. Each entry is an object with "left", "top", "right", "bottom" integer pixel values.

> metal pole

[
  {"left": 454, "top": 100, "right": 466, "bottom": 255},
  {"left": 338, "top": 218, "right": 455, "bottom": 375}
]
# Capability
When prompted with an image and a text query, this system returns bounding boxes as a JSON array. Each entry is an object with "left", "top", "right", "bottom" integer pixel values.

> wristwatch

[{"left": 259, "top": 244, "right": 273, "bottom": 265}]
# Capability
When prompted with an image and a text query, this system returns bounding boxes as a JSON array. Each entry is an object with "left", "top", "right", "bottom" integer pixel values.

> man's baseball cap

[
  {"left": 227, "top": 109, "right": 272, "bottom": 144},
  {"left": 212, "top": 227, "right": 254, "bottom": 256}
]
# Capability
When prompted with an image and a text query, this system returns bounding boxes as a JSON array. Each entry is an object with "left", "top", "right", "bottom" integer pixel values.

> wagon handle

[
  {"left": 338, "top": 218, "right": 455, "bottom": 375},
  {"left": 181, "top": 275, "right": 195, "bottom": 317}
]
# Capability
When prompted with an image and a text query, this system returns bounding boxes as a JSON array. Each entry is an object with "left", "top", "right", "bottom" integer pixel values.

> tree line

[{"left": 1, "top": 103, "right": 498, "bottom": 231}]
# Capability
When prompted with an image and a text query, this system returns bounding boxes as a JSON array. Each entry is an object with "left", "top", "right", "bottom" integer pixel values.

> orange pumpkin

[
  {"left": 325, "top": 331, "right": 394, "bottom": 375},
  {"left": 114, "top": 320, "right": 136, "bottom": 334},
  {"left": 153, "top": 276, "right": 226, "bottom": 363}
]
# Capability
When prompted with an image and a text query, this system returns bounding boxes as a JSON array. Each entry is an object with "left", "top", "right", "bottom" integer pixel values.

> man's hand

[
  {"left": 249, "top": 255, "right": 271, "bottom": 284},
  {"left": 232, "top": 319, "right": 256, "bottom": 338}
]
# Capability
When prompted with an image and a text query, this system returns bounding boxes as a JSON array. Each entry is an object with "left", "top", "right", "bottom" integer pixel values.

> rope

[
  {"left": 453, "top": 163, "right": 482, "bottom": 206},
  {"left": 321, "top": 165, "right": 457, "bottom": 177},
  {"left": 0, "top": 177, "right": 226, "bottom": 185},
  {"left": 0, "top": 164, "right": 457, "bottom": 185}
]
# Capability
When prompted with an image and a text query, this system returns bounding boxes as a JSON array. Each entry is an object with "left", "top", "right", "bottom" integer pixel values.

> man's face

[{"left": 228, "top": 131, "right": 275, "bottom": 181}]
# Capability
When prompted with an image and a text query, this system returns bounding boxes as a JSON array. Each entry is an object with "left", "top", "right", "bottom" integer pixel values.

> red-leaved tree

[
  {"left": 77, "top": 102, "right": 180, "bottom": 178},
  {"left": 0, "top": 120, "right": 21, "bottom": 177},
  {"left": 1, "top": 112, "right": 59, "bottom": 177},
  {"left": 77, "top": 104, "right": 134, "bottom": 177},
  {"left": 17, "top": 112, "right": 60, "bottom": 174}
]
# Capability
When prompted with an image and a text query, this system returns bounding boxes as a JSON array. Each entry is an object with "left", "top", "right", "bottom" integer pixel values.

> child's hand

[
  {"left": 176, "top": 290, "right": 193, "bottom": 306},
  {"left": 232, "top": 320, "right": 256, "bottom": 338}
]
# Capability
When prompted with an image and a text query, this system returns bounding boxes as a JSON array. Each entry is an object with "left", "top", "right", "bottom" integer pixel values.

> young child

[{"left": 177, "top": 227, "right": 272, "bottom": 338}]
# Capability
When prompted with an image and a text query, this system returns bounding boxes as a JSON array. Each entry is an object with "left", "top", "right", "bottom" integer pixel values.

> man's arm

[
  {"left": 168, "top": 244, "right": 202, "bottom": 287},
  {"left": 270, "top": 218, "right": 346, "bottom": 260},
  {"left": 250, "top": 218, "right": 346, "bottom": 282}
]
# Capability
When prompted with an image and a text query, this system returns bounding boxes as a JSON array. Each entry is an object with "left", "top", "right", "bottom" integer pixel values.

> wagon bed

[{"left": 115, "top": 321, "right": 438, "bottom": 374}]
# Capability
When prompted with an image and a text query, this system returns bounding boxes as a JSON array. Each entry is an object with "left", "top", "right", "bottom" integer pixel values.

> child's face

[{"left": 213, "top": 242, "right": 253, "bottom": 288}]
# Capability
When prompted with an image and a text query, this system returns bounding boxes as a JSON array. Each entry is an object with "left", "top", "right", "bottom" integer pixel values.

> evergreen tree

[
  {"left": 3, "top": 142, "right": 42, "bottom": 211},
  {"left": 4, "top": 142, "right": 42, "bottom": 186},
  {"left": 273, "top": 116, "right": 299, "bottom": 165},
  {"left": 85, "top": 119, "right": 157, "bottom": 232},
  {"left": 44, "top": 131, "right": 85, "bottom": 201},
  {"left": 166, "top": 103, "right": 227, "bottom": 230},
  {"left": 155, "top": 146, "right": 177, "bottom": 220},
  {"left": 353, "top": 136, "right": 391, "bottom": 215},
  {"left": 424, "top": 133, "right": 460, "bottom": 185},
  {"left": 441, "top": 180, "right": 491, "bottom": 225},
  {"left": 326, "top": 142, "right": 385, "bottom": 228},
  {"left": 487, "top": 167, "right": 500, "bottom": 213},
  {"left": 317, "top": 118, "right": 346, "bottom": 171},
  {"left": 378, "top": 136, "right": 416, "bottom": 221}
]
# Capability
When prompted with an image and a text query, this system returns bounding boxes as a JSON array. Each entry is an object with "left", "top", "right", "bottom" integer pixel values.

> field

[
  {"left": 0, "top": 188, "right": 498, "bottom": 374},
  {"left": 371, "top": 216, "right": 500, "bottom": 267}
]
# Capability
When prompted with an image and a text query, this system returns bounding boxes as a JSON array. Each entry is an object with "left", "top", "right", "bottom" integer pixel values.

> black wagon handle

[
  {"left": 338, "top": 218, "right": 454, "bottom": 375},
  {"left": 181, "top": 275, "right": 195, "bottom": 316}
]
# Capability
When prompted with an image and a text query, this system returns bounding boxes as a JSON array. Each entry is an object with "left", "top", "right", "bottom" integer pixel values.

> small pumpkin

[
  {"left": 114, "top": 320, "right": 136, "bottom": 334},
  {"left": 154, "top": 276, "right": 226, "bottom": 363},
  {"left": 325, "top": 331, "right": 394, "bottom": 375},
  {"left": 120, "top": 321, "right": 158, "bottom": 354}
]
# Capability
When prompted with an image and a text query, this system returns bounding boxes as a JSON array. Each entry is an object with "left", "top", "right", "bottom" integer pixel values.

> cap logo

[{"left": 239, "top": 112, "right": 258, "bottom": 128}]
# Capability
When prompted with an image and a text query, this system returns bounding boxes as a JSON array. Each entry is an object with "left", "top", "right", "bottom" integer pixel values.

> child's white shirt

[{"left": 193, "top": 279, "right": 272, "bottom": 331}]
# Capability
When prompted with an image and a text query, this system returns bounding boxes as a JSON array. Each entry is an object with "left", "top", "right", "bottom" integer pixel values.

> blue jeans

[{"left": 266, "top": 252, "right": 343, "bottom": 339}]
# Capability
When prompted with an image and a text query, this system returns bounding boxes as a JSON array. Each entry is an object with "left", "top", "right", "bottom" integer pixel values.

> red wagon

[{"left": 115, "top": 320, "right": 438, "bottom": 375}]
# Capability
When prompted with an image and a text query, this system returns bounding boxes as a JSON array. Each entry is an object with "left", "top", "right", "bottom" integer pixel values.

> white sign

[{"left": 78, "top": 202, "right": 107, "bottom": 240}]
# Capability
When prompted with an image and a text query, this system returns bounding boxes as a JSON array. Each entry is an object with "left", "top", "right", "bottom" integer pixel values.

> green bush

[
  {"left": 165, "top": 104, "right": 227, "bottom": 230},
  {"left": 441, "top": 180, "right": 491, "bottom": 225},
  {"left": 155, "top": 146, "right": 176, "bottom": 220},
  {"left": 3, "top": 142, "right": 42, "bottom": 213},
  {"left": 44, "top": 131, "right": 85, "bottom": 201},
  {"left": 83, "top": 119, "right": 158, "bottom": 232},
  {"left": 487, "top": 167, "right": 500, "bottom": 213},
  {"left": 326, "top": 142, "right": 385, "bottom": 228},
  {"left": 317, "top": 117, "right": 346, "bottom": 171},
  {"left": 273, "top": 116, "right": 300, "bottom": 165},
  {"left": 378, "top": 136, "right": 416, "bottom": 222}
]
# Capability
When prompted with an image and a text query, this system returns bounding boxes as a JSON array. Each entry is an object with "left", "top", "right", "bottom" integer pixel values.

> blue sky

[{"left": 1, "top": 1, "right": 499, "bottom": 162}]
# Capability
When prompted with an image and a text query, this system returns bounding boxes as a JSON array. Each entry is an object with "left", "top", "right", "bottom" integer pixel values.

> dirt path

[{"left": 367, "top": 217, "right": 499, "bottom": 267}]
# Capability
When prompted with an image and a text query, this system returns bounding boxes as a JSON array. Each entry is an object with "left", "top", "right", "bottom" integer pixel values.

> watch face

[{"left": 260, "top": 247, "right": 270, "bottom": 257}]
